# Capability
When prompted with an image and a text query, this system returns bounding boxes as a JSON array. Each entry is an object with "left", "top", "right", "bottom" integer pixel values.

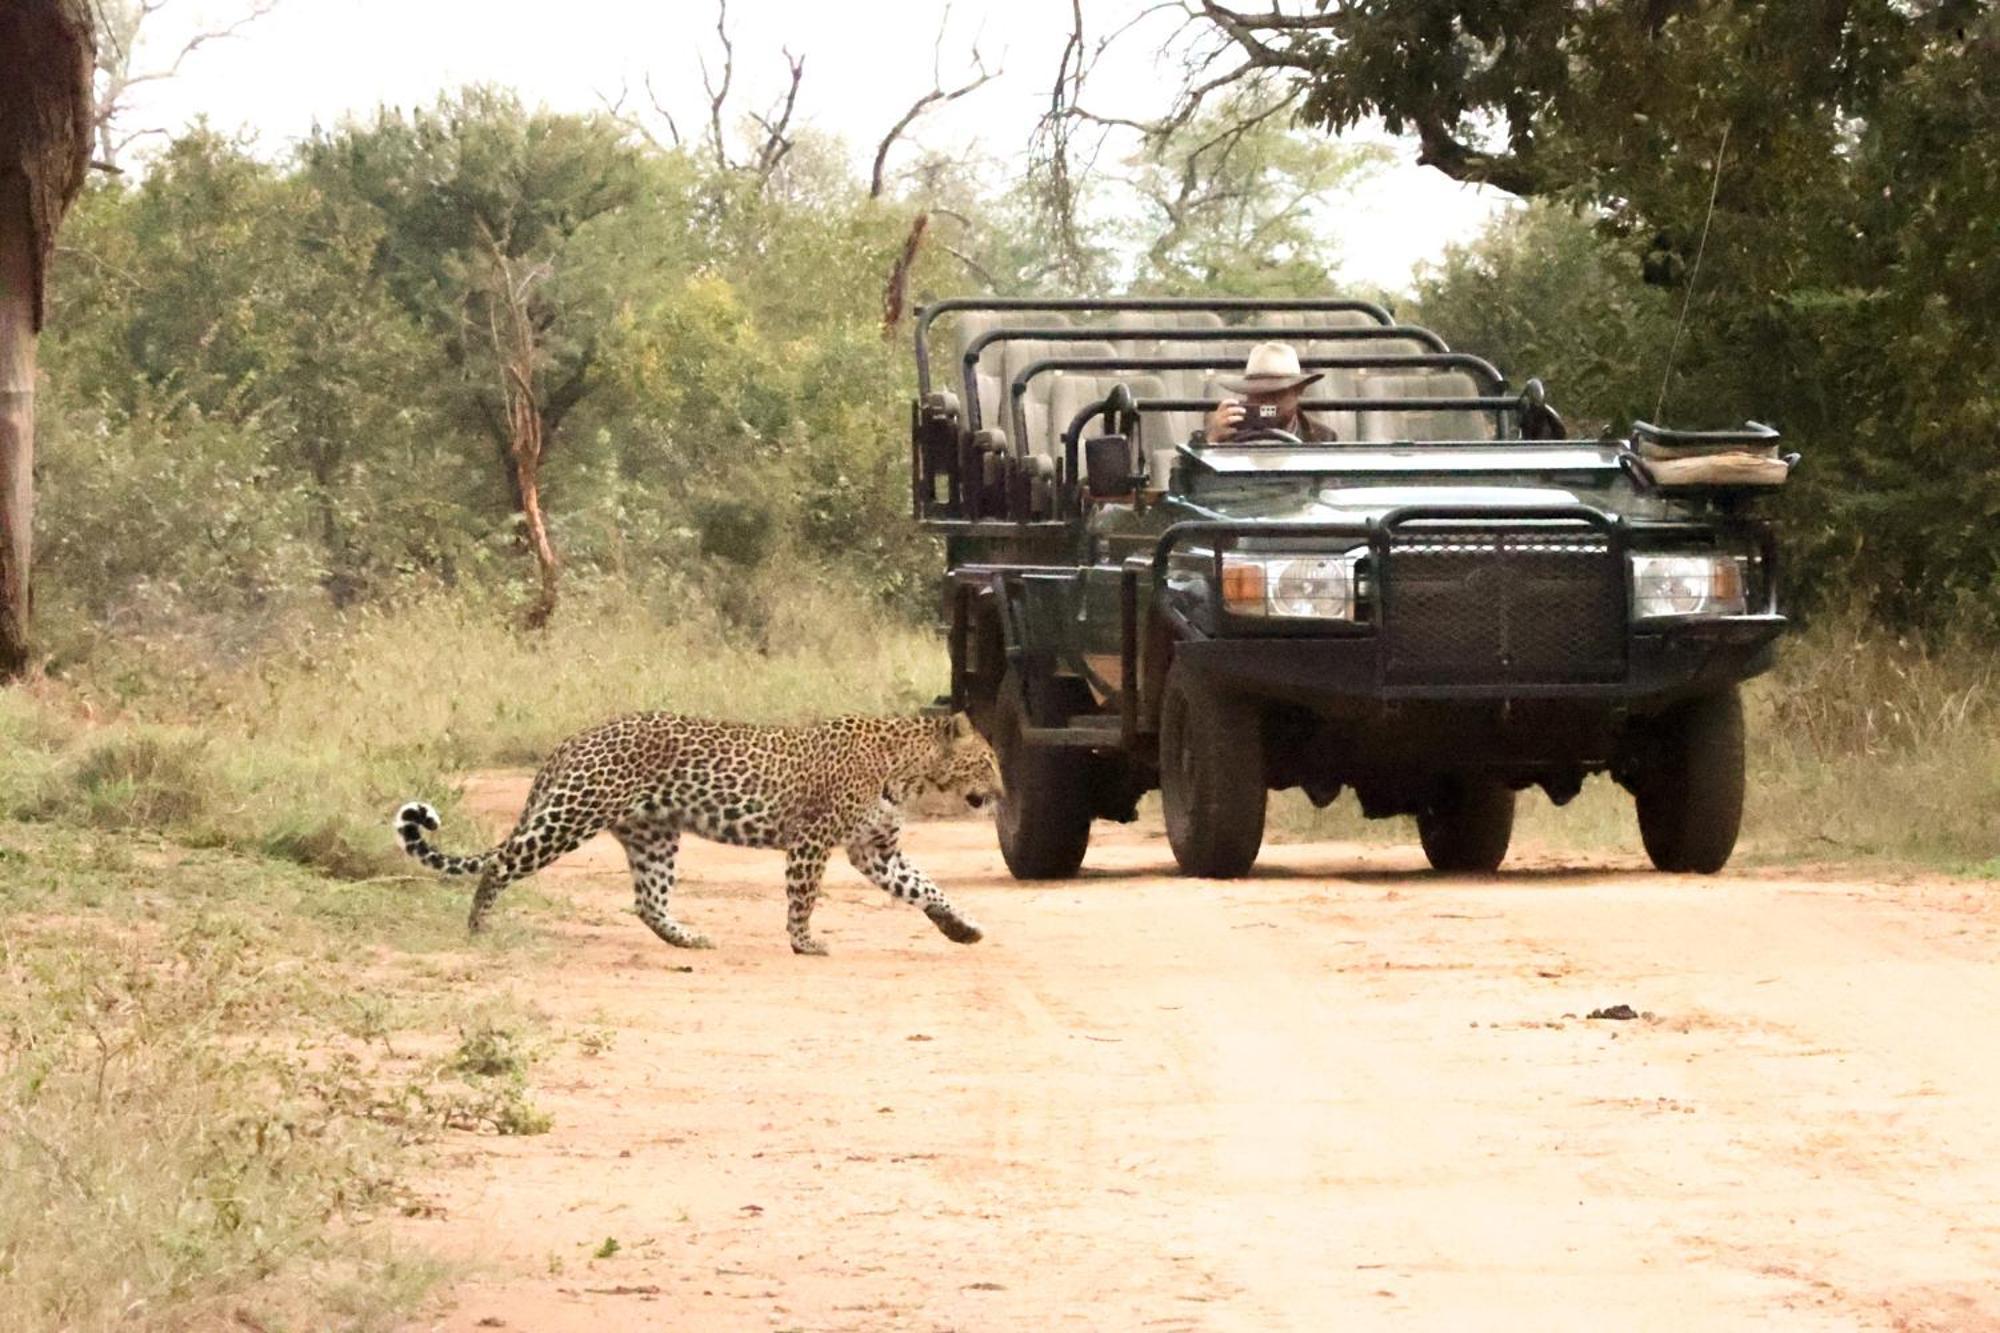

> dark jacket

[
  {"left": 1201, "top": 409, "right": 1340, "bottom": 444},
  {"left": 1289, "top": 411, "right": 1340, "bottom": 443}
]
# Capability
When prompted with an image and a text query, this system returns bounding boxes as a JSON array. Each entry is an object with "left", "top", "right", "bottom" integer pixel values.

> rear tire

[
  {"left": 1417, "top": 777, "right": 1516, "bottom": 873},
  {"left": 1635, "top": 687, "right": 1745, "bottom": 874},
  {"left": 992, "top": 668, "right": 1093, "bottom": 880},
  {"left": 1159, "top": 661, "right": 1266, "bottom": 878}
]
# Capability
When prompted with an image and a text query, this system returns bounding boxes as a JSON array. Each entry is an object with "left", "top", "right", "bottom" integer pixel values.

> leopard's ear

[{"left": 948, "top": 711, "right": 976, "bottom": 741}]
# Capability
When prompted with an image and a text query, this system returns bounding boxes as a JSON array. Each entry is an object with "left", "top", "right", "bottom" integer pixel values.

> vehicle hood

[
  {"left": 1193, "top": 482, "right": 1601, "bottom": 525},
  {"left": 1176, "top": 441, "right": 1630, "bottom": 524}
]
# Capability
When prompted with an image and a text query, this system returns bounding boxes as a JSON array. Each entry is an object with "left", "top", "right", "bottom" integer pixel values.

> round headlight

[
  {"left": 1266, "top": 556, "right": 1355, "bottom": 620},
  {"left": 1631, "top": 553, "right": 1747, "bottom": 619}
]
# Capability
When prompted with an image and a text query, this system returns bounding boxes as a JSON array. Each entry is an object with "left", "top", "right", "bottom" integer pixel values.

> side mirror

[{"left": 1084, "top": 434, "right": 1136, "bottom": 500}]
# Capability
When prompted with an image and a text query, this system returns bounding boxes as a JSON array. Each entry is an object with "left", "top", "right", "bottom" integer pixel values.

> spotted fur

[{"left": 394, "top": 712, "right": 1001, "bottom": 955}]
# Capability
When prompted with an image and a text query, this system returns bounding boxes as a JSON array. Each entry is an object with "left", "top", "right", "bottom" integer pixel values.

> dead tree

[
  {"left": 0, "top": 0, "right": 94, "bottom": 680},
  {"left": 881, "top": 211, "right": 930, "bottom": 340},
  {"left": 91, "top": 0, "right": 278, "bottom": 169},
  {"left": 1022, "top": 0, "right": 1115, "bottom": 290},
  {"left": 696, "top": 0, "right": 803, "bottom": 179},
  {"left": 474, "top": 228, "right": 561, "bottom": 630},
  {"left": 874, "top": 12, "right": 1001, "bottom": 336}
]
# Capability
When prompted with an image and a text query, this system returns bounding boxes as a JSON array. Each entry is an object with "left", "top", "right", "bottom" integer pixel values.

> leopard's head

[{"left": 918, "top": 712, "right": 1003, "bottom": 812}]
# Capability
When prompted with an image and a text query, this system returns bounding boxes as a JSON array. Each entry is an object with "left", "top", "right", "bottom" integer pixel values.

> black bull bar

[{"left": 1104, "top": 510, "right": 1784, "bottom": 745}]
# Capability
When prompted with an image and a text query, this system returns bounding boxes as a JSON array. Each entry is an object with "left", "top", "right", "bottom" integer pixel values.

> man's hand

[{"left": 1205, "top": 399, "right": 1246, "bottom": 442}]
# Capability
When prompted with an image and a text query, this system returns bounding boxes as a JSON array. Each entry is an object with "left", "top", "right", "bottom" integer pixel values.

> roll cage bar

[
  {"left": 1033, "top": 387, "right": 1565, "bottom": 520},
  {"left": 1006, "top": 351, "right": 1510, "bottom": 450},
  {"left": 959, "top": 324, "right": 1452, "bottom": 431},
  {"left": 913, "top": 295, "right": 1396, "bottom": 395}
]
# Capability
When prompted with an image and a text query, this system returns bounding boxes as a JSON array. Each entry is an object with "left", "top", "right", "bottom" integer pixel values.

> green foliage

[
  {"left": 0, "top": 827, "right": 491, "bottom": 1332},
  {"left": 39, "top": 93, "right": 961, "bottom": 636},
  {"left": 32, "top": 33, "right": 1997, "bottom": 639},
  {"left": 1209, "top": 2, "right": 2000, "bottom": 628},
  {"left": 435, "top": 1019, "right": 551, "bottom": 1135},
  {"left": 33, "top": 78, "right": 1400, "bottom": 641},
  {"left": 1414, "top": 203, "right": 1679, "bottom": 436},
  {"left": 692, "top": 495, "right": 781, "bottom": 567},
  {"left": 36, "top": 393, "right": 326, "bottom": 624},
  {"left": 1128, "top": 90, "right": 1389, "bottom": 295}
]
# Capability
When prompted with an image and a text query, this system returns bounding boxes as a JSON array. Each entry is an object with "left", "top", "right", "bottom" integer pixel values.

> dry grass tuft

[{"left": 1273, "top": 612, "right": 2000, "bottom": 871}]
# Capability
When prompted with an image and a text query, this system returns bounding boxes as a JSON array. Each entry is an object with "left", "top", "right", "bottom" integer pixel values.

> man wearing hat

[{"left": 1202, "top": 341, "right": 1340, "bottom": 443}]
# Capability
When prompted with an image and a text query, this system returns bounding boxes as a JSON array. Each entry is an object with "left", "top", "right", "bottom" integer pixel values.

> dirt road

[{"left": 399, "top": 774, "right": 2000, "bottom": 1331}]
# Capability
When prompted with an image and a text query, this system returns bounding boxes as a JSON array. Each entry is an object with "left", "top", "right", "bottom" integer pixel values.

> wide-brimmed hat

[{"left": 1220, "top": 341, "right": 1324, "bottom": 395}]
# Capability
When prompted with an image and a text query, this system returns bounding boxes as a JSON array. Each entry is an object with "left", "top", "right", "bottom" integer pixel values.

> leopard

[{"left": 393, "top": 711, "right": 1002, "bottom": 955}]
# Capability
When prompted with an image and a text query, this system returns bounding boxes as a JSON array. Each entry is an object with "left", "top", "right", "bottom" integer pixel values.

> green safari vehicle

[{"left": 909, "top": 296, "right": 1793, "bottom": 879}]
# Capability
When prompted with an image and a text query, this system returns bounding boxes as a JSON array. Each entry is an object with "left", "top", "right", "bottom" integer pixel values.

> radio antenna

[{"left": 1655, "top": 122, "right": 1731, "bottom": 422}]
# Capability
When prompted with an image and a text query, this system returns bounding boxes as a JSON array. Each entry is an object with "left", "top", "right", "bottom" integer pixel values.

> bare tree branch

[
  {"left": 870, "top": 6, "right": 1000, "bottom": 200},
  {"left": 1198, "top": 2, "right": 1342, "bottom": 34},
  {"left": 643, "top": 72, "right": 682, "bottom": 148},
  {"left": 91, "top": 0, "right": 278, "bottom": 168},
  {"left": 699, "top": 0, "right": 736, "bottom": 172},
  {"left": 1409, "top": 113, "right": 1542, "bottom": 195},
  {"left": 1023, "top": 0, "right": 1100, "bottom": 287},
  {"left": 939, "top": 240, "right": 997, "bottom": 289},
  {"left": 749, "top": 46, "right": 805, "bottom": 184},
  {"left": 1191, "top": 0, "right": 1544, "bottom": 193},
  {"left": 598, "top": 76, "right": 682, "bottom": 153},
  {"left": 691, "top": 0, "right": 807, "bottom": 193}
]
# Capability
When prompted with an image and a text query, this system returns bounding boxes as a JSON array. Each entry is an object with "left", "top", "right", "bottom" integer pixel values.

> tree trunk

[
  {"left": 0, "top": 171, "right": 35, "bottom": 674},
  {"left": 478, "top": 238, "right": 561, "bottom": 631},
  {"left": 512, "top": 409, "right": 560, "bottom": 631},
  {"left": 881, "top": 210, "right": 928, "bottom": 341},
  {"left": 0, "top": 0, "right": 95, "bottom": 679}
]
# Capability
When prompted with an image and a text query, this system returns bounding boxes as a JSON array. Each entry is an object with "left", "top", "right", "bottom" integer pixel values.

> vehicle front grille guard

[
  {"left": 1112, "top": 509, "right": 1780, "bottom": 742},
  {"left": 912, "top": 295, "right": 1396, "bottom": 395}
]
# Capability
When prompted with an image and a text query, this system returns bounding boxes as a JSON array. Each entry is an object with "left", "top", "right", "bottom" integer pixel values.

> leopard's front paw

[{"left": 790, "top": 935, "right": 830, "bottom": 957}]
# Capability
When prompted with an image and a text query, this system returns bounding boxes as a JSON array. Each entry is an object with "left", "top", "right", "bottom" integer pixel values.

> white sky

[{"left": 113, "top": 0, "right": 1514, "bottom": 293}]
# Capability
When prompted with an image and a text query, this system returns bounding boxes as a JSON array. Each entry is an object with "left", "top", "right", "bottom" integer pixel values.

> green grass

[
  {"left": 6, "top": 575, "right": 942, "bottom": 882},
  {"left": 0, "top": 818, "right": 554, "bottom": 1332},
  {"left": 11, "top": 577, "right": 1996, "bottom": 880}
]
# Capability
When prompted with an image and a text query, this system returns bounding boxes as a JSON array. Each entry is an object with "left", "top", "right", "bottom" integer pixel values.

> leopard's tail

[{"left": 393, "top": 802, "right": 493, "bottom": 877}]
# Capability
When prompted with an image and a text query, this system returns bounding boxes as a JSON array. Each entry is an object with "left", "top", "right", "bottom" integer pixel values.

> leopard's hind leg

[
  {"left": 466, "top": 801, "right": 606, "bottom": 934},
  {"left": 784, "top": 842, "right": 832, "bottom": 956},
  {"left": 611, "top": 817, "right": 712, "bottom": 950}
]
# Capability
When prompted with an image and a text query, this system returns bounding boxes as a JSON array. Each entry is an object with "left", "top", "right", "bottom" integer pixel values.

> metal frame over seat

[{"left": 908, "top": 294, "right": 1553, "bottom": 525}]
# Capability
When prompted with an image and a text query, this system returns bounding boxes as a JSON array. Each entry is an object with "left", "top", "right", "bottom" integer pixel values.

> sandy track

[{"left": 398, "top": 774, "right": 2000, "bottom": 1331}]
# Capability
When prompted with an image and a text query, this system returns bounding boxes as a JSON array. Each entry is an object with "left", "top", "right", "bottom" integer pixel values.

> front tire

[
  {"left": 1159, "top": 661, "right": 1266, "bottom": 878},
  {"left": 991, "top": 668, "right": 1093, "bottom": 880},
  {"left": 1634, "top": 687, "right": 1745, "bottom": 874},
  {"left": 1417, "top": 777, "right": 1516, "bottom": 873}
]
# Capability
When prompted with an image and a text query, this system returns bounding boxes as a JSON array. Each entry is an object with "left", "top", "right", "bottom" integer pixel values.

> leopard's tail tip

[
  {"left": 395, "top": 801, "right": 441, "bottom": 834},
  {"left": 393, "top": 802, "right": 442, "bottom": 863}
]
